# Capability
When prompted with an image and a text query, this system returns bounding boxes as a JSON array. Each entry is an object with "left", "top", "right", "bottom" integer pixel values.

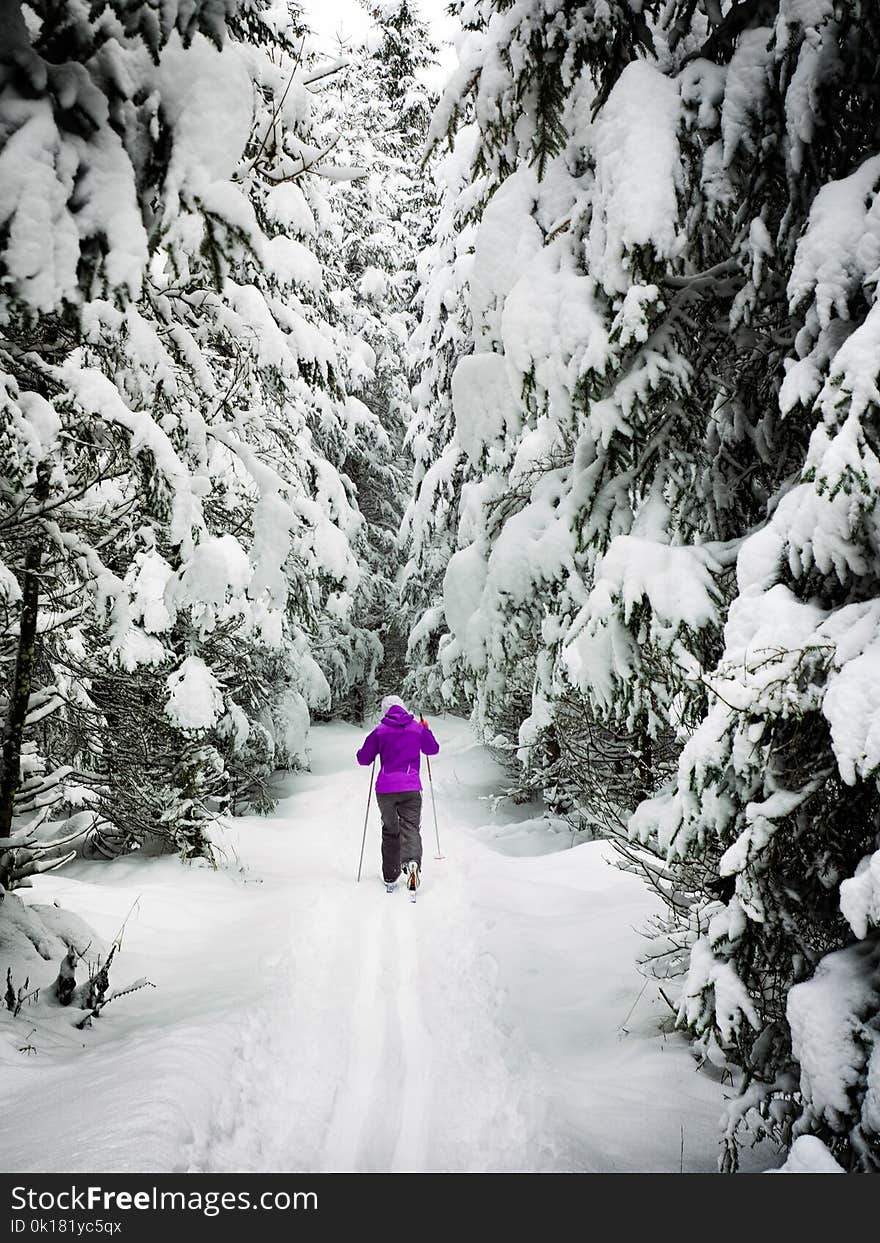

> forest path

[
  {"left": 180, "top": 717, "right": 777, "bottom": 1173},
  {"left": 2, "top": 718, "right": 769, "bottom": 1172},
  {"left": 182, "top": 720, "right": 775, "bottom": 1173},
  {"left": 188, "top": 719, "right": 544, "bottom": 1174}
]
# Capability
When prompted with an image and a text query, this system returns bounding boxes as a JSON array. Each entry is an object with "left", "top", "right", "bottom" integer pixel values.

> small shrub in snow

[
  {"left": 4, "top": 967, "right": 37, "bottom": 1018},
  {"left": 54, "top": 947, "right": 77, "bottom": 1007}
]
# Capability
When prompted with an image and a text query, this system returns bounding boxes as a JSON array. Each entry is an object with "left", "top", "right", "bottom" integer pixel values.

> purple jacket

[{"left": 357, "top": 706, "right": 440, "bottom": 793}]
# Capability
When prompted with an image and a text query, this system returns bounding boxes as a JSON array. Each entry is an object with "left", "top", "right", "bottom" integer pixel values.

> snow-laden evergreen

[
  {"left": 0, "top": 0, "right": 407, "bottom": 873},
  {"left": 318, "top": 0, "right": 439, "bottom": 713},
  {"left": 401, "top": 118, "right": 487, "bottom": 712},
  {"left": 402, "top": 0, "right": 880, "bottom": 1170}
]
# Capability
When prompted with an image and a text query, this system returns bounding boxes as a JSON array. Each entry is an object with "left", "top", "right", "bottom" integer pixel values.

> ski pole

[
  {"left": 426, "top": 753, "right": 444, "bottom": 861},
  {"left": 357, "top": 758, "right": 376, "bottom": 883},
  {"left": 419, "top": 709, "right": 444, "bottom": 860}
]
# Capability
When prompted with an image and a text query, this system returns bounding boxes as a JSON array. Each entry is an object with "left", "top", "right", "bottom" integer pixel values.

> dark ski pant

[{"left": 376, "top": 790, "right": 422, "bottom": 882}]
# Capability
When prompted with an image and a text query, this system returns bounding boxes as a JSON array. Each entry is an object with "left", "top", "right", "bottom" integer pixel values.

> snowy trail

[
  {"left": 319, "top": 894, "right": 387, "bottom": 1172},
  {"left": 1, "top": 717, "right": 779, "bottom": 1173},
  {"left": 318, "top": 895, "right": 430, "bottom": 1174},
  {"left": 188, "top": 721, "right": 537, "bottom": 1173},
  {"left": 390, "top": 903, "right": 431, "bottom": 1173}
]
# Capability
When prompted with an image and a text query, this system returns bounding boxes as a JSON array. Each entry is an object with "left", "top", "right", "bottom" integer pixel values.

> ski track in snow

[
  {"left": 319, "top": 894, "right": 386, "bottom": 1172},
  {"left": 318, "top": 895, "right": 430, "bottom": 1173},
  {"left": 390, "top": 902, "right": 431, "bottom": 1173}
]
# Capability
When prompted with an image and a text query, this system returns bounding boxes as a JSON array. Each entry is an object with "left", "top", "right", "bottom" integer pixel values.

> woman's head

[{"left": 380, "top": 694, "right": 407, "bottom": 715}]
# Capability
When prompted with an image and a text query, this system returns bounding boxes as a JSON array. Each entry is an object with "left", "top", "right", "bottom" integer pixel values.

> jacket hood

[{"left": 382, "top": 705, "right": 414, "bottom": 728}]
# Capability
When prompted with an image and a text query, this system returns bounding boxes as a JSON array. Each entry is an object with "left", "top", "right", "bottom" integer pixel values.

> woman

[{"left": 356, "top": 695, "right": 440, "bottom": 892}]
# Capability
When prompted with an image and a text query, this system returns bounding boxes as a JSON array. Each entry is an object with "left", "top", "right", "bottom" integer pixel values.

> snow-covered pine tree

[
  {"left": 400, "top": 117, "right": 486, "bottom": 714},
  {"left": 404, "top": 0, "right": 880, "bottom": 1169},
  {"left": 400, "top": 2, "right": 507, "bottom": 717},
  {"left": 0, "top": 0, "right": 246, "bottom": 873},
  {"left": 0, "top": 0, "right": 395, "bottom": 868},
  {"left": 402, "top": 0, "right": 674, "bottom": 808},
  {"left": 315, "top": 0, "right": 439, "bottom": 718},
  {"left": 94, "top": 1, "right": 371, "bottom": 832},
  {"left": 625, "top": 0, "right": 880, "bottom": 1171}
]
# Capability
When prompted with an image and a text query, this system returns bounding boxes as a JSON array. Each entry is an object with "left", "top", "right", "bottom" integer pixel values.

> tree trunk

[{"left": 0, "top": 468, "right": 49, "bottom": 840}]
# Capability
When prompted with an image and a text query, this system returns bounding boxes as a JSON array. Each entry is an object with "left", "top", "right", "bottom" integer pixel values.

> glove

[{"left": 419, "top": 716, "right": 429, "bottom": 727}]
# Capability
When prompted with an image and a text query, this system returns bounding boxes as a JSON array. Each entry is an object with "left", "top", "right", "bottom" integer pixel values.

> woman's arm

[
  {"left": 418, "top": 718, "right": 440, "bottom": 756},
  {"left": 357, "top": 730, "right": 379, "bottom": 765}
]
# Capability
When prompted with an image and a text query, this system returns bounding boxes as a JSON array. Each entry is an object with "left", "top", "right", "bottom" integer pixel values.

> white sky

[{"left": 303, "top": 0, "right": 459, "bottom": 88}]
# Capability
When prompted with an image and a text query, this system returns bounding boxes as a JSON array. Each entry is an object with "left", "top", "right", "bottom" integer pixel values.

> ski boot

[{"left": 404, "top": 860, "right": 420, "bottom": 902}]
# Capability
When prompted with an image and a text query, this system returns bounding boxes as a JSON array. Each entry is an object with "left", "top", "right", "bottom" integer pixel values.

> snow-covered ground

[{"left": 0, "top": 717, "right": 780, "bottom": 1173}]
